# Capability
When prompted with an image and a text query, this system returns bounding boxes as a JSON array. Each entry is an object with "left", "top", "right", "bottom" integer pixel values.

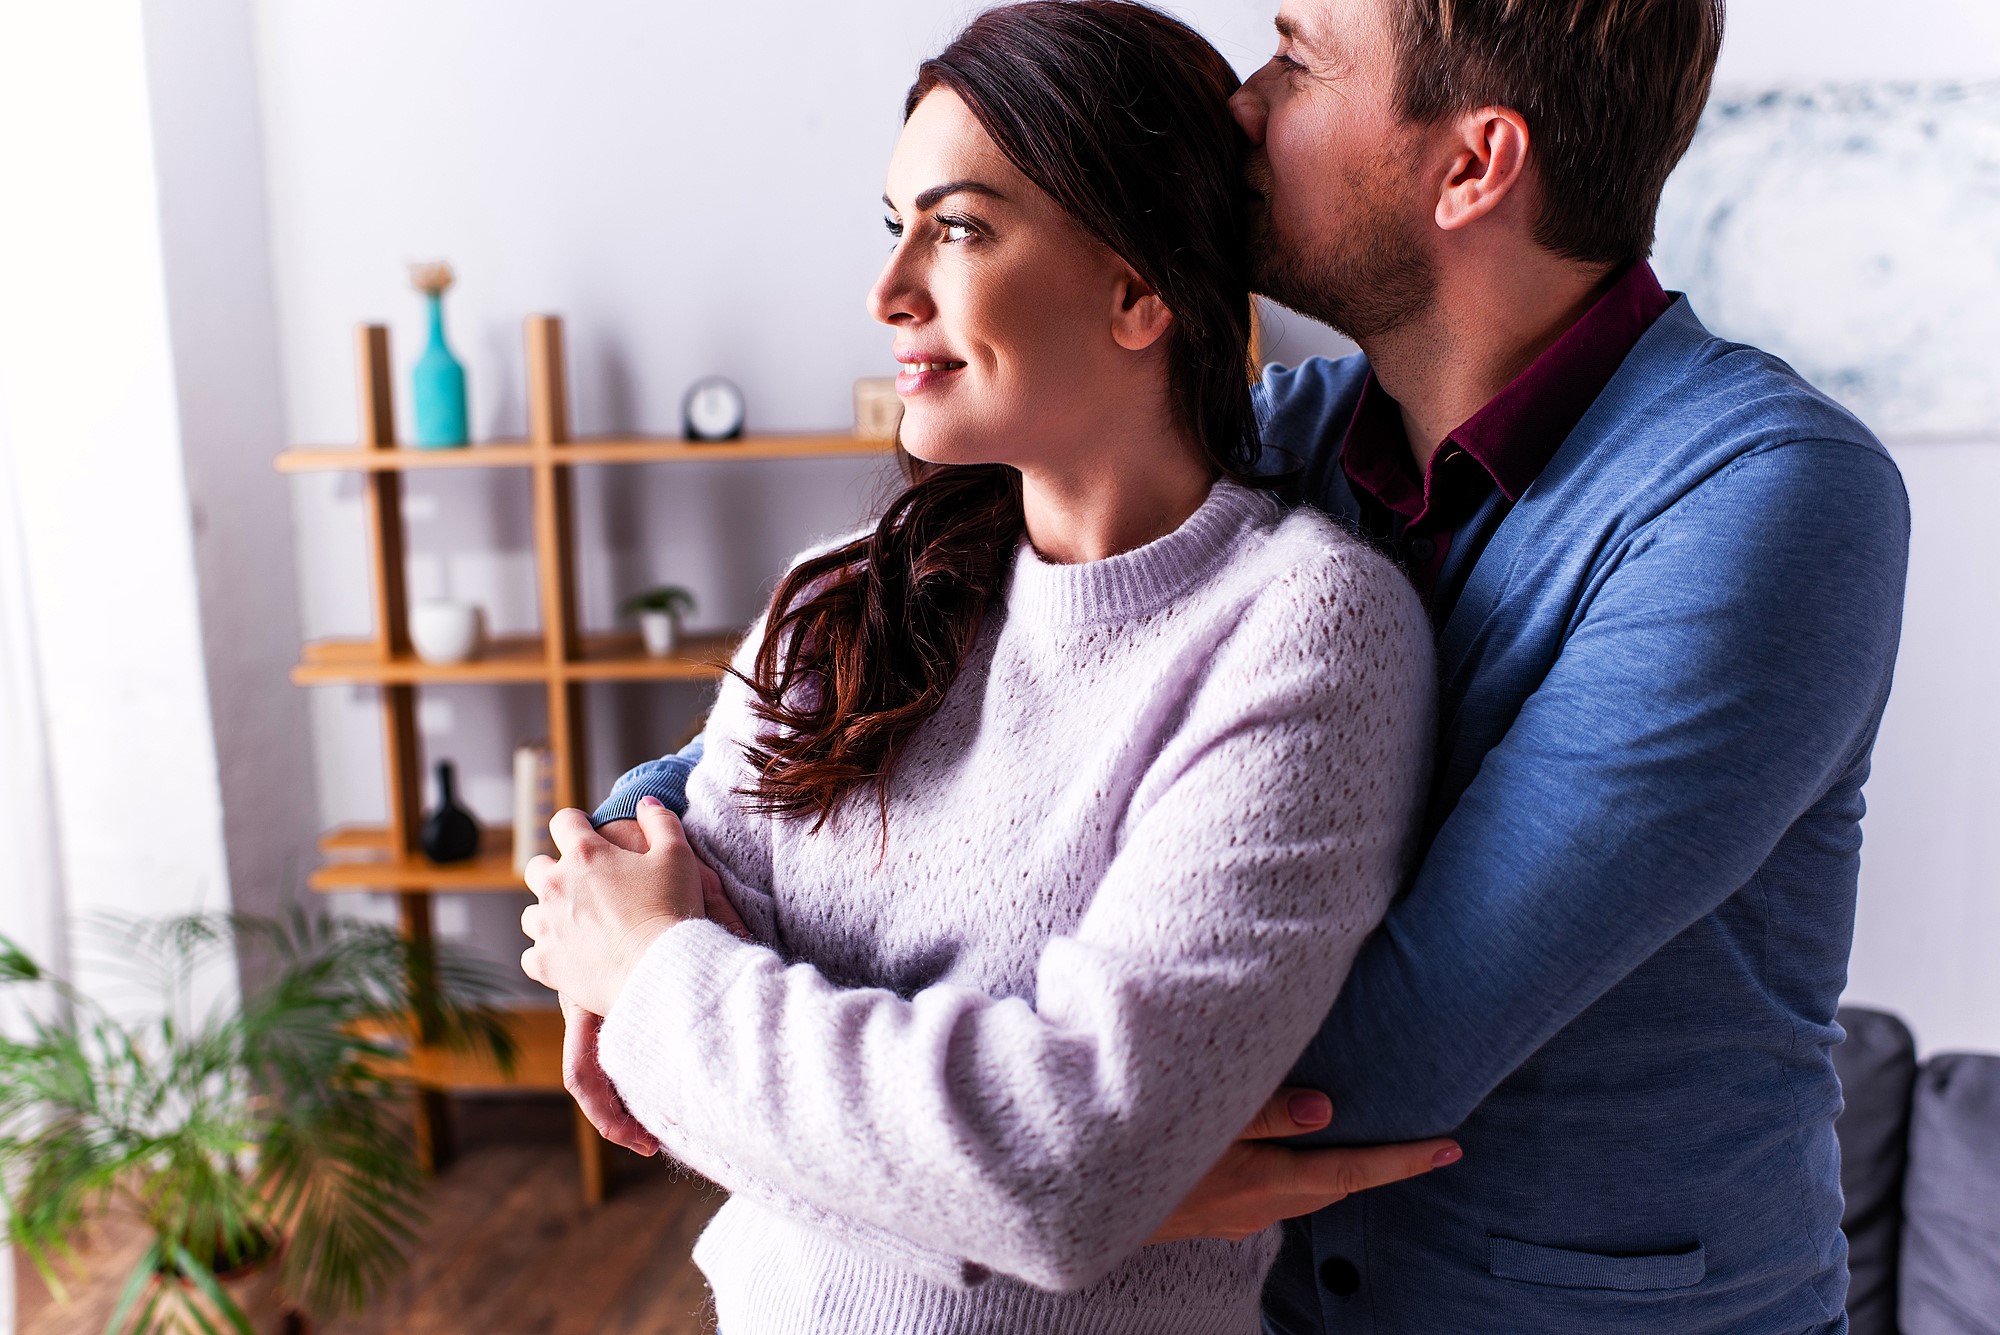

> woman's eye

[
  {"left": 883, "top": 216, "right": 905, "bottom": 240},
  {"left": 938, "top": 218, "right": 976, "bottom": 243}
]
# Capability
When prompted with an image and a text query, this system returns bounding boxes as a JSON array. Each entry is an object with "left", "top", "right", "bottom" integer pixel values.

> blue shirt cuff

[{"left": 591, "top": 736, "right": 704, "bottom": 826}]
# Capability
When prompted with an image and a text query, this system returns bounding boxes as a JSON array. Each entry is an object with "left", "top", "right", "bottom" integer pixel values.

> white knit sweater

[{"left": 598, "top": 480, "right": 1435, "bottom": 1334}]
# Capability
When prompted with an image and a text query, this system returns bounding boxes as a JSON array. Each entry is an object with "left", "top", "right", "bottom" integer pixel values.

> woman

[{"left": 519, "top": 3, "right": 1435, "bottom": 1330}]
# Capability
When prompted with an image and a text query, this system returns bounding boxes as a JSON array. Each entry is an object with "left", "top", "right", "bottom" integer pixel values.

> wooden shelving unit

[{"left": 282, "top": 316, "right": 896, "bottom": 1203}]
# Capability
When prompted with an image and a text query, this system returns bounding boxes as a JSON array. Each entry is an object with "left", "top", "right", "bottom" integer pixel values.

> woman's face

[{"left": 870, "top": 90, "right": 1156, "bottom": 469}]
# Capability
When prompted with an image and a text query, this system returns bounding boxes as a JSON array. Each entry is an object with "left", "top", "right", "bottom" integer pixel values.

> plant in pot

[
  {"left": 619, "top": 585, "right": 697, "bottom": 657},
  {"left": 0, "top": 908, "right": 516, "bottom": 1334}
]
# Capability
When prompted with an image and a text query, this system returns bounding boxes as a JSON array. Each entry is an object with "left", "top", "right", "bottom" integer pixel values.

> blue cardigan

[
  {"left": 1257, "top": 297, "right": 1909, "bottom": 1334},
  {"left": 595, "top": 297, "right": 1909, "bottom": 1335}
]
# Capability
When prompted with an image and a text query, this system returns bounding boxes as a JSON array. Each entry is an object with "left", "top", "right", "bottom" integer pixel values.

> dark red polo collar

[{"left": 1339, "top": 261, "right": 1674, "bottom": 598}]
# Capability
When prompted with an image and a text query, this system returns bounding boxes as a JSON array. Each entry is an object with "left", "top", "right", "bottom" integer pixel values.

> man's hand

[
  {"left": 1148, "top": 1088, "right": 1461, "bottom": 1244},
  {"left": 561, "top": 992, "right": 662, "bottom": 1156}
]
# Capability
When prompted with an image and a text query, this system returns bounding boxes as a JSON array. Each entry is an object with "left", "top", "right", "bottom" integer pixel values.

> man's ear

[
  {"left": 1435, "top": 105, "right": 1532, "bottom": 233},
  {"left": 1110, "top": 268, "right": 1174, "bottom": 352}
]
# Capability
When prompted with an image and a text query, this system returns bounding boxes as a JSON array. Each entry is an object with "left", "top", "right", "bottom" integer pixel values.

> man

[
  {"left": 573, "top": 0, "right": 1909, "bottom": 1330},
  {"left": 1220, "top": 0, "right": 1905, "bottom": 1330}
]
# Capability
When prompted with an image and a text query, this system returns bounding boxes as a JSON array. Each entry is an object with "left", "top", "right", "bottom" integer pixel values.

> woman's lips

[{"left": 895, "top": 358, "right": 967, "bottom": 395}]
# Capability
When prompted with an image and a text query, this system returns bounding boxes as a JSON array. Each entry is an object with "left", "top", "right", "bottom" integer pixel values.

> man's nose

[{"left": 1229, "top": 70, "right": 1271, "bottom": 147}]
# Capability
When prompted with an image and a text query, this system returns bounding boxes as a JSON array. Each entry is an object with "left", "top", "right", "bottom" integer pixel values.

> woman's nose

[
  {"left": 1229, "top": 69, "right": 1271, "bottom": 147},
  {"left": 867, "top": 250, "right": 928, "bottom": 328}
]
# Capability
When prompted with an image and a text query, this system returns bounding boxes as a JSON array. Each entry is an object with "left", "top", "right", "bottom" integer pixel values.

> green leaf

[
  {"left": 101, "top": 1241, "right": 162, "bottom": 1335},
  {"left": 0, "top": 933, "right": 43, "bottom": 982},
  {"left": 619, "top": 584, "right": 697, "bottom": 618},
  {"left": 128, "top": 1287, "right": 165, "bottom": 1335},
  {"left": 170, "top": 1242, "right": 254, "bottom": 1335}
]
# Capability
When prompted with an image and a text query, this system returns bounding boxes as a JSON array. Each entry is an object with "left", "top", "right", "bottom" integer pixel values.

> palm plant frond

[
  {"left": 1, "top": 909, "right": 519, "bottom": 1331},
  {"left": 259, "top": 1094, "right": 425, "bottom": 1315}
]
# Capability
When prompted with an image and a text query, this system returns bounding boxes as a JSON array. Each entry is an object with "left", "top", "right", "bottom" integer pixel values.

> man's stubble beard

[{"left": 1245, "top": 148, "right": 1437, "bottom": 343}]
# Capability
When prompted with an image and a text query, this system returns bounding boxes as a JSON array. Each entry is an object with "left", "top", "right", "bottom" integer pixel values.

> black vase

[{"left": 421, "top": 761, "right": 481, "bottom": 864}]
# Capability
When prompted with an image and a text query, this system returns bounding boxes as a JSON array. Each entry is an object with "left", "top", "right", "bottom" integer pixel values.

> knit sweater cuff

[{"left": 602, "top": 916, "right": 753, "bottom": 1064}]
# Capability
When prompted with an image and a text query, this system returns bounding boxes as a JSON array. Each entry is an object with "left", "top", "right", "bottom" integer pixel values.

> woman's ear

[{"left": 1109, "top": 268, "right": 1173, "bottom": 352}]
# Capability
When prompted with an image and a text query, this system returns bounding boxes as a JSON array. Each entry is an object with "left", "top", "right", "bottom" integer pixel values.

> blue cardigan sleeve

[
  {"left": 591, "top": 736, "right": 704, "bottom": 827},
  {"left": 1288, "top": 438, "right": 1910, "bottom": 1143}
]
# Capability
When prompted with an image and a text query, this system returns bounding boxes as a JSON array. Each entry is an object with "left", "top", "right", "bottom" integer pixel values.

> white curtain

[
  {"left": 0, "top": 381, "right": 67, "bottom": 971},
  {"left": 0, "top": 375, "right": 69, "bottom": 1335}
]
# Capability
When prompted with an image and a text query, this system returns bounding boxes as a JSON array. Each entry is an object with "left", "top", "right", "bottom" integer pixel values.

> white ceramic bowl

[{"left": 409, "top": 600, "right": 485, "bottom": 664}]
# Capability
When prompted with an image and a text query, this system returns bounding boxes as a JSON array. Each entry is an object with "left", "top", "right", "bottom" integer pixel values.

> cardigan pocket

[{"left": 1487, "top": 1235, "right": 1706, "bottom": 1292}]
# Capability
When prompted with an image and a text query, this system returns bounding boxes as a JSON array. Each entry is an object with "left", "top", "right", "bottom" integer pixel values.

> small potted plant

[
  {"left": 620, "top": 584, "right": 697, "bottom": 657},
  {"left": 0, "top": 909, "right": 516, "bottom": 1334}
]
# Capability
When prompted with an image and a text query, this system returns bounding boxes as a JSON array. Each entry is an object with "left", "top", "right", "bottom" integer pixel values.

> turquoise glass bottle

[{"left": 411, "top": 266, "right": 469, "bottom": 448}]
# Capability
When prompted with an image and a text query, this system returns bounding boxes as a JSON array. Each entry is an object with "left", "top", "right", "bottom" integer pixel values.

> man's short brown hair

[{"left": 1392, "top": 0, "right": 1725, "bottom": 265}]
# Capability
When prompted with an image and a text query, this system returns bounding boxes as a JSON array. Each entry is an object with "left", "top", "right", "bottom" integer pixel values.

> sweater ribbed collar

[{"left": 1004, "top": 479, "right": 1276, "bottom": 627}]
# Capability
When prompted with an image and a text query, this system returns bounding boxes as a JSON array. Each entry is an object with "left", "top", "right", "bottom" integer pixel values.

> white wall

[
  {"left": 1715, "top": 0, "right": 2000, "bottom": 83},
  {"left": 246, "top": 1, "right": 2000, "bottom": 1028},
  {"left": 1851, "top": 442, "right": 2000, "bottom": 1054}
]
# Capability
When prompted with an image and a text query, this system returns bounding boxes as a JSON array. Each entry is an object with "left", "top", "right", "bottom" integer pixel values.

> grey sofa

[{"left": 1833, "top": 1006, "right": 2000, "bottom": 1335}]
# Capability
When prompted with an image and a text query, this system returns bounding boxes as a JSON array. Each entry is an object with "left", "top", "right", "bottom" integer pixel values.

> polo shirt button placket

[
  {"left": 1406, "top": 535, "right": 1437, "bottom": 563},
  {"left": 1319, "top": 1255, "right": 1362, "bottom": 1298}
]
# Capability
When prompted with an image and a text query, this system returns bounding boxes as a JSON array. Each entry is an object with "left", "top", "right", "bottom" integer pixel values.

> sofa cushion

[
  {"left": 1833, "top": 1006, "right": 1919, "bottom": 1335},
  {"left": 1901, "top": 1051, "right": 2000, "bottom": 1334}
]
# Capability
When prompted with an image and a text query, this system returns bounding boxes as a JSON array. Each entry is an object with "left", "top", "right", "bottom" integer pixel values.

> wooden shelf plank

[
  {"left": 310, "top": 825, "right": 524, "bottom": 893},
  {"left": 276, "top": 432, "right": 897, "bottom": 473},
  {"left": 277, "top": 443, "right": 538, "bottom": 473},
  {"left": 319, "top": 822, "right": 396, "bottom": 852},
  {"left": 566, "top": 630, "right": 736, "bottom": 680},
  {"left": 362, "top": 1004, "right": 565, "bottom": 1091},
  {"left": 294, "top": 634, "right": 551, "bottom": 684},
  {"left": 558, "top": 434, "right": 896, "bottom": 465},
  {"left": 292, "top": 630, "right": 737, "bottom": 685}
]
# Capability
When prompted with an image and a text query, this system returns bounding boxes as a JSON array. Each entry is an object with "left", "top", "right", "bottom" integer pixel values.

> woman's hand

[
  {"left": 594, "top": 814, "right": 757, "bottom": 941},
  {"left": 545, "top": 808, "right": 756, "bottom": 1154},
  {"left": 560, "top": 993, "right": 662, "bottom": 1156},
  {"left": 520, "top": 796, "right": 704, "bottom": 1017}
]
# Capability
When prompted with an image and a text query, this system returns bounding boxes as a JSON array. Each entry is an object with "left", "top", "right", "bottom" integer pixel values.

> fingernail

[
  {"left": 1287, "top": 1091, "right": 1332, "bottom": 1125},
  {"left": 639, "top": 795, "right": 663, "bottom": 809},
  {"left": 1433, "top": 1144, "right": 1463, "bottom": 1167}
]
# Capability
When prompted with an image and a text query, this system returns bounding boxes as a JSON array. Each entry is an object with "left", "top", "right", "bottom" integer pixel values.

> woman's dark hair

[{"left": 740, "top": 0, "right": 1260, "bottom": 826}]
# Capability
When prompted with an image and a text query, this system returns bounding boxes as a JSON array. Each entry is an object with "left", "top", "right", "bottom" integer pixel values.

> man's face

[{"left": 1230, "top": 0, "right": 1440, "bottom": 341}]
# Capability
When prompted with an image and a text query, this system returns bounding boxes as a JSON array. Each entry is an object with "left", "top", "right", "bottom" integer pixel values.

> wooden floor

[{"left": 13, "top": 1096, "right": 724, "bottom": 1335}]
